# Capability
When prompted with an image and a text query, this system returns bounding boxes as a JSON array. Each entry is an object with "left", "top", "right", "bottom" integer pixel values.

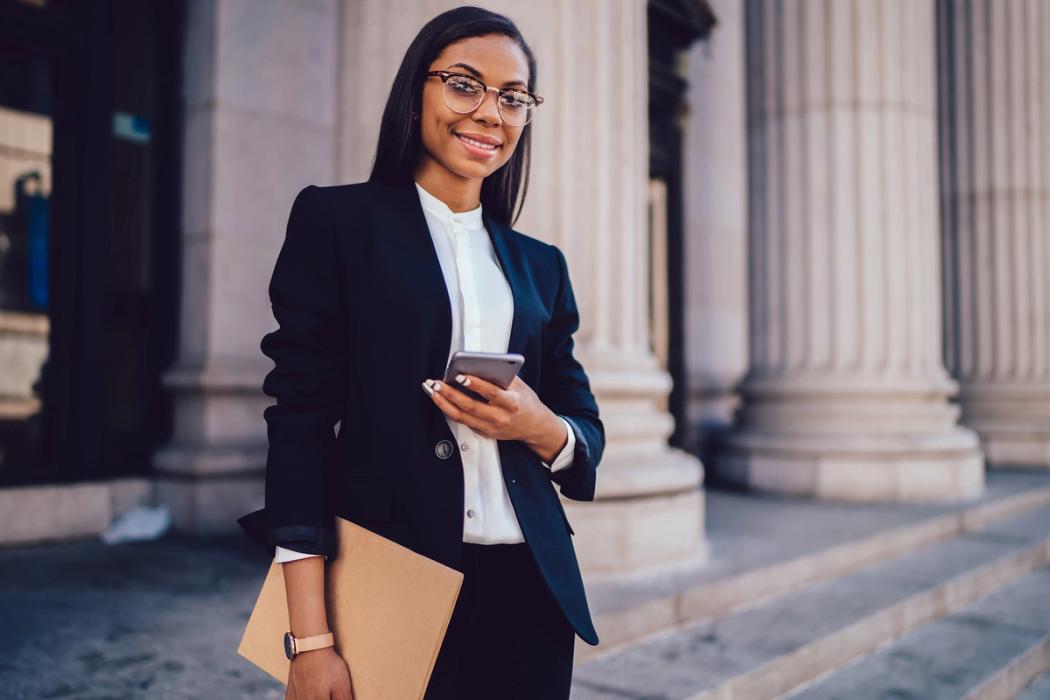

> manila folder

[{"left": 237, "top": 516, "right": 464, "bottom": 699}]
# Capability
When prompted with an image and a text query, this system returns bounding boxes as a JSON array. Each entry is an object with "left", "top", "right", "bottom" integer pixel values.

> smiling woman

[
  {"left": 246, "top": 6, "right": 604, "bottom": 700},
  {"left": 370, "top": 12, "right": 542, "bottom": 225},
  {"left": 411, "top": 33, "right": 533, "bottom": 217}
]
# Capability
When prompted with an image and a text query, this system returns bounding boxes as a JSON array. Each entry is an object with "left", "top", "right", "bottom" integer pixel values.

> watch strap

[{"left": 293, "top": 631, "right": 335, "bottom": 655}]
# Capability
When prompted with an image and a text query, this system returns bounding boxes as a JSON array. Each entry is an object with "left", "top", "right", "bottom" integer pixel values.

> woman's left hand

[{"left": 422, "top": 374, "right": 567, "bottom": 463}]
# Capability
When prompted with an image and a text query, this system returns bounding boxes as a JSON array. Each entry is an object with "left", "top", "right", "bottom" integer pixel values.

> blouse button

[{"left": 466, "top": 509, "right": 476, "bottom": 518}]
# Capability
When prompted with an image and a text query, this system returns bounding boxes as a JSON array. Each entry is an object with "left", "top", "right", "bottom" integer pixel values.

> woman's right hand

[{"left": 285, "top": 647, "right": 353, "bottom": 700}]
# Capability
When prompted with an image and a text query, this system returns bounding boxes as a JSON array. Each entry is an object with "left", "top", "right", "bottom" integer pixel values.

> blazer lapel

[
  {"left": 481, "top": 207, "right": 537, "bottom": 477},
  {"left": 377, "top": 179, "right": 527, "bottom": 379},
  {"left": 481, "top": 206, "right": 527, "bottom": 362},
  {"left": 377, "top": 179, "right": 453, "bottom": 383}
]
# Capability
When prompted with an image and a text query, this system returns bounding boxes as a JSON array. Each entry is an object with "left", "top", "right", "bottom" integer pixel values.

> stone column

[
  {"left": 720, "top": 0, "right": 984, "bottom": 500},
  {"left": 341, "top": 0, "right": 707, "bottom": 576},
  {"left": 938, "top": 0, "right": 1050, "bottom": 467},
  {"left": 153, "top": 0, "right": 340, "bottom": 533},
  {"left": 682, "top": 0, "right": 750, "bottom": 462},
  {"left": 528, "top": 0, "right": 707, "bottom": 576}
]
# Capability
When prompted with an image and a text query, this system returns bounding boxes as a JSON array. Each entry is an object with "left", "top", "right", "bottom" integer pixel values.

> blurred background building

[{"left": 0, "top": 0, "right": 1047, "bottom": 580}]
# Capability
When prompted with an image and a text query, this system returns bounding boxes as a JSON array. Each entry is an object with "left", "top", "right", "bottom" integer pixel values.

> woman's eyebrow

[{"left": 446, "top": 62, "right": 527, "bottom": 88}]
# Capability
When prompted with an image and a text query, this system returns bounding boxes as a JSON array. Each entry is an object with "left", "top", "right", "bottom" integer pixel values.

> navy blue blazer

[{"left": 238, "top": 177, "right": 605, "bottom": 646}]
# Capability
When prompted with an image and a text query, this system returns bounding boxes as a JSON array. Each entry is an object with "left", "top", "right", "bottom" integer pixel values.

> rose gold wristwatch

[{"left": 283, "top": 631, "right": 335, "bottom": 660}]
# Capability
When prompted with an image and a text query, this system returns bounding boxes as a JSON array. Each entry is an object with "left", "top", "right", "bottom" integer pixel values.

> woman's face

[{"left": 418, "top": 33, "right": 531, "bottom": 182}]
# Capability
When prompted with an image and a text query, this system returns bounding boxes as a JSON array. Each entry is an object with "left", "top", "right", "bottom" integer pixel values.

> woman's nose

[{"left": 473, "top": 89, "right": 502, "bottom": 125}]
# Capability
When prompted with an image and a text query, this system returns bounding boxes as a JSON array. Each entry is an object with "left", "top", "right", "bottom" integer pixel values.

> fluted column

[
  {"left": 939, "top": 0, "right": 1050, "bottom": 467},
  {"left": 154, "top": 0, "right": 341, "bottom": 532},
  {"left": 527, "top": 0, "right": 707, "bottom": 576},
  {"left": 341, "top": 0, "right": 707, "bottom": 576},
  {"left": 682, "top": 0, "right": 750, "bottom": 460},
  {"left": 720, "top": 0, "right": 984, "bottom": 500}
]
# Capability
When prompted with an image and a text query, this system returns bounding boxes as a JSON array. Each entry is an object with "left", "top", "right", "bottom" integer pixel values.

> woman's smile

[{"left": 454, "top": 130, "right": 502, "bottom": 159}]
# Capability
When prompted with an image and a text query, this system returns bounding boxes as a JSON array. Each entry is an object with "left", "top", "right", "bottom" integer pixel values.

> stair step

[
  {"left": 582, "top": 471, "right": 1050, "bottom": 662},
  {"left": 570, "top": 504, "right": 1050, "bottom": 700},
  {"left": 786, "top": 567, "right": 1050, "bottom": 700},
  {"left": 1018, "top": 668, "right": 1050, "bottom": 699}
]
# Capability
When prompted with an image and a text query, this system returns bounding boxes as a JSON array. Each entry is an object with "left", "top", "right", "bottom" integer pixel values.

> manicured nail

[
  {"left": 455, "top": 374, "right": 471, "bottom": 386},
  {"left": 431, "top": 381, "right": 442, "bottom": 392},
  {"left": 421, "top": 381, "right": 434, "bottom": 396}
]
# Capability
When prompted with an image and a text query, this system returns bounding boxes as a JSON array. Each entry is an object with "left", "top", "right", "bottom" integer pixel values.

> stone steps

[
  {"left": 785, "top": 567, "right": 1050, "bottom": 700},
  {"left": 570, "top": 502, "right": 1050, "bottom": 699},
  {"left": 581, "top": 472, "right": 1050, "bottom": 663},
  {"left": 1017, "top": 668, "right": 1050, "bottom": 699}
]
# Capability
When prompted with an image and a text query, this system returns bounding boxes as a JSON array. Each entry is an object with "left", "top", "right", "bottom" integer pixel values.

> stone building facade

[{"left": 0, "top": 0, "right": 1046, "bottom": 581}]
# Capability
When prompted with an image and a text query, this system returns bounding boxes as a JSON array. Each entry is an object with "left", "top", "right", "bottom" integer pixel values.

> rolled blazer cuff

[
  {"left": 548, "top": 414, "right": 599, "bottom": 500},
  {"left": 562, "top": 415, "right": 593, "bottom": 468},
  {"left": 266, "top": 524, "right": 337, "bottom": 559},
  {"left": 540, "top": 416, "right": 576, "bottom": 473},
  {"left": 236, "top": 508, "right": 337, "bottom": 559}
]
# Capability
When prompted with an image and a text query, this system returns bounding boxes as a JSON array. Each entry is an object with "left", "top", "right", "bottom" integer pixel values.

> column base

[
  {"left": 564, "top": 447, "right": 707, "bottom": 577},
  {"left": 153, "top": 443, "right": 265, "bottom": 535},
  {"left": 959, "top": 383, "right": 1050, "bottom": 468},
  {"left": 981, "top": 435, "right": 1050, "bottom": 469},
  {"left": 716, "top": 428, "right": 985, "bottom": 501},
  {"left": 153, "top": 472, "right": 264, "bottom": 536},
  {"left": 0, "top": 478, "right": 153, "bottom": 546}
]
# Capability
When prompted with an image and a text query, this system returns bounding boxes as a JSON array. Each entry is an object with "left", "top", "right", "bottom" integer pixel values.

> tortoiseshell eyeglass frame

[{"left": 425, "top": 70, "right": 544, "bottom": 126}]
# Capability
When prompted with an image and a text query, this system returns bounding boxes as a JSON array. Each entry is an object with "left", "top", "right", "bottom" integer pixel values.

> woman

[{"left": 238, "top": 6, "right": 604, "bottom": 700}]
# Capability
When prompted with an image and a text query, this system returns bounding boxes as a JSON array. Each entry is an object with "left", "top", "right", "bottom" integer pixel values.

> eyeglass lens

[{"left": 442, "top": 75, "right": 535, "bottom": 126}]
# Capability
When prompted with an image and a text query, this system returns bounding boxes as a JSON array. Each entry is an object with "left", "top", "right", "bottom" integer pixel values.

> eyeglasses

[{"left": 425, "top": 70, "right": 543, "bottom": 127}]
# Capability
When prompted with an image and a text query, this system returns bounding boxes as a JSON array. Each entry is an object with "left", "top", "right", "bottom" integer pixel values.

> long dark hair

[{"left": 368, "top": 6, "right": 538, "bottom": 227}]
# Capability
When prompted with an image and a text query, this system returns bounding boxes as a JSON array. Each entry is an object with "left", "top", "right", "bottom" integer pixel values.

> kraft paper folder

[{"left": 238, "top": 516, "right": 464, "bottom": 699}]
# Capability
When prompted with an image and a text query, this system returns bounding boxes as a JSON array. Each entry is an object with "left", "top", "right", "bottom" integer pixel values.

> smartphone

[{"left": 442, "top": 350, "right": 525, "bottom": 402}]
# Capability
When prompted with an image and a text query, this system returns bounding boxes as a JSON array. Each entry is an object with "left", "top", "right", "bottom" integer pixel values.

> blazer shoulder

[
  {"left": 290, "top": 180, "right": 383, "bottom": 224},
  {"left": 503, "top": 225, "right": 564, "bottom": 267},
  {"left": 303, "top": 179, "right": 375, "bottom": 205}
]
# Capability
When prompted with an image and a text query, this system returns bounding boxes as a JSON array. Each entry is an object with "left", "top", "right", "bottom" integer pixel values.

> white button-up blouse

[{"left": 274, "top": 180, "right": 575, "bottom": 563}]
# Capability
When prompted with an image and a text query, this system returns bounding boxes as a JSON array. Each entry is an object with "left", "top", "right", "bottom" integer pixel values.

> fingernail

[
  {"left": 421, "top": 381, "right": 434, "bottom": 396},
  {"left": 431, "top": 381, "right": 442, "bottom": 392},
  {"left": 455, "top": 374, "right": 470, "bottom": 385}
]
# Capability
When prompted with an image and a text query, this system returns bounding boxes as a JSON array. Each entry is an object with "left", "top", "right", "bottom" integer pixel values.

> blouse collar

[{"left": 414, "top": 180, "right": 484, "bottom": 229}]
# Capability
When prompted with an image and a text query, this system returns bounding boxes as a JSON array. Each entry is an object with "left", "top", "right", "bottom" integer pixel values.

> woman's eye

[
  {"left": 501, "top": 93, "right": 530, "bottom": 108},
  {"left": 451, "top": 80, "right": 480, "bottom": 94}
]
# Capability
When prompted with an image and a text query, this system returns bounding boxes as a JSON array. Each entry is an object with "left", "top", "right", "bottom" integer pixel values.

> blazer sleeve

[
  {"left": 539, "top": 243, "right": 606, "bottom": 501},
  {"left": 239, "top": 184, "right": 348, "bottom": 559}
]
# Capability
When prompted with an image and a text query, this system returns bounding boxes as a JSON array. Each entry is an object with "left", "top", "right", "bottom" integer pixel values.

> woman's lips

[{"left": 455, "top": 132, "right": 500, "bottom": 159}]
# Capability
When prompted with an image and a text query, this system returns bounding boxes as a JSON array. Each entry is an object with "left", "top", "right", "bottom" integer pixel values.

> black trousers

[{"left": 423, "top": 541, "right": 576, "bottom": 700}]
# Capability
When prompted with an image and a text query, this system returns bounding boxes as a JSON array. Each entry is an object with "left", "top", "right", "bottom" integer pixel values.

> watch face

[{"left": 283, "top": 631, "right": 295, "bottom": 660}]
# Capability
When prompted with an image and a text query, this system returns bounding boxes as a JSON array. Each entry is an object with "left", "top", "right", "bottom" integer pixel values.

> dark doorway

[
  {"left": 647, "top": 0, "right": 714, "bottom": 448},
  {"left": 0, "top": 0, "right": 182, "bottom": 486}
]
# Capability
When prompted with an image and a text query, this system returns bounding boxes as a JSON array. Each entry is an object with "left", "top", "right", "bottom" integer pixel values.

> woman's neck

[{"left": 413, "top": 161, "right": 482, "bottom": 212}]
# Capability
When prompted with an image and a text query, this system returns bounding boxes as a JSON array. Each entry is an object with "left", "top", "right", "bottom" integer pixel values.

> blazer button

[{"left": 435, "top": 440, "right": 454, "bottom": 459}]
